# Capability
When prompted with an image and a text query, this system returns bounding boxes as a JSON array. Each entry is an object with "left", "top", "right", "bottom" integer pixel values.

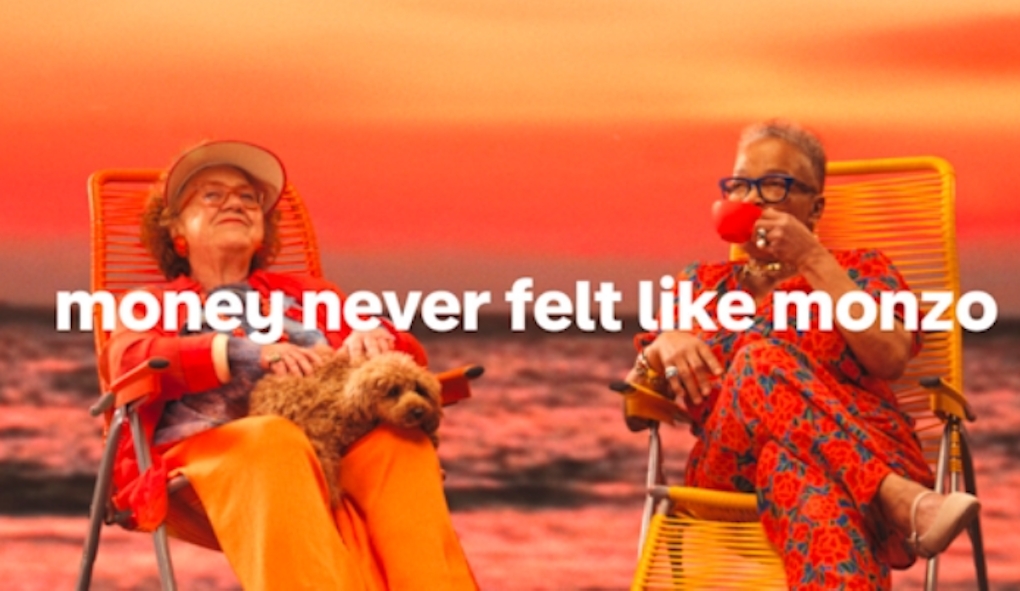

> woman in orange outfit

[{"left": 104, "top": 140, "right": 477, "bottom": 590}]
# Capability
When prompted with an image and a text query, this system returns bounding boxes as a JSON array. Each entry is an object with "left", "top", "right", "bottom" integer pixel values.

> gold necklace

[{"left": 742, "top": 259, "right": 785, "bottom": 278}]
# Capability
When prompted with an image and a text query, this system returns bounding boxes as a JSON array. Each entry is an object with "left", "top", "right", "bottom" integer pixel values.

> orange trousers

[{"left": 160, "top": 416, "right": 477, "bottom": 591}]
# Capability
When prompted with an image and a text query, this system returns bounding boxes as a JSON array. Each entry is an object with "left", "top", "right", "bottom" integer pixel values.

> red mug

[{"left": 711, "top": 200, "right": 762, "bottom": 243}]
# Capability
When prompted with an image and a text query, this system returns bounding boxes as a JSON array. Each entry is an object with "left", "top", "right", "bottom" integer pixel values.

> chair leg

[
  {"left": 924, "top": 421, "right": 951, "bottom": 591},
  {"left": 960, "top": 430, "right": 990, "bottom": 591},
  {"left": 153, "top": 524, "right": 177, "bottom": 591},
  {"left": 127, "top": 406, "right": 177, "bottom": 590},
  {"left": 637, "top": 424, "right": 663, "bottom": 558},
  {"left": 76, "top": 408, "right": 127, "bottom": 591}
]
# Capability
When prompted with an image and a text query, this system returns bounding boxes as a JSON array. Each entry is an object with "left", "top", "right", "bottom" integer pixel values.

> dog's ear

[{"left": 421, "top": 407, "right": 442, "bottom": 435}]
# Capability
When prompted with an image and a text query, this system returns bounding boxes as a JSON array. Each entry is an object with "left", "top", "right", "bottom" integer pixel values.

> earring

[{"left": 173, "top": 236, "right": 189, "bottom": 257}]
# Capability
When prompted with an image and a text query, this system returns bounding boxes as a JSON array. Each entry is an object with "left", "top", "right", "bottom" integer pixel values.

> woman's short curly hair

[
  {"left": 739, "top": 119, "right": 827, "bottom": 193},
  {"left": 139, "top": 167, "right": 282, "bottom": 280}
]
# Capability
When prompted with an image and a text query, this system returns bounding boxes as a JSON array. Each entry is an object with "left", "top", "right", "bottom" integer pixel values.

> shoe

[{"left": 910, "top": 491, "right": 981, "bottom": 558}]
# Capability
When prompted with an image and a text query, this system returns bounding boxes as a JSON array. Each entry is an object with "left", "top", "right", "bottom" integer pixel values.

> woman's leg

[
  {"left": 687, "top": 338, "right": 932, "bottom": 584},
  {"left": 758, "top": 441, "right": 890, "bottom": 590},
  {"left": 162, "top": 415, "right": 367, "bottom": 591},
  {"left": 336, "top": 424, "right": 478, "bottom": 591},
  {"left": 693, "top": 338, "right": 930, "bottom": 500}
]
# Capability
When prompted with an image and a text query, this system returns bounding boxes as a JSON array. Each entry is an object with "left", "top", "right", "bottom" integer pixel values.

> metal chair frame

[
  {"left": 75, "top": 169, "right": 480, "bottom": 590},
  {"left": 622, "top": 157, "right": 989, "bottom": 590}
]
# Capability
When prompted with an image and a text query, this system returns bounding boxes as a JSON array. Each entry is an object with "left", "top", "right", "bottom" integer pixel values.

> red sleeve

[
  {"left": 838, "top": 249, "right": 924, "bottom": 357},
  {"left": 388, "top": 327, "right": 428, "bottom": 367},
  {"left": 103, "top": 285, "right": 224, "bottom": 403}
]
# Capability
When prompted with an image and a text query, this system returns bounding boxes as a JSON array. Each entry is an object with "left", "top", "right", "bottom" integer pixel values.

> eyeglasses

[
  {"left": 718, "top": 175, "right": 818, "bottom": 204},
  {"left": 183, "top": 181, "right": 264, "bottom": 210}
]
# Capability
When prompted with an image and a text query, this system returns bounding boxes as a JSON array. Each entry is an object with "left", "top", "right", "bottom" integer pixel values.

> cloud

[
  {"left": 837, "top": 15, "right": 1020, "bottom": 76},
  {"left": 4, "top": 2, "right": 1019, "bottom": 127}
]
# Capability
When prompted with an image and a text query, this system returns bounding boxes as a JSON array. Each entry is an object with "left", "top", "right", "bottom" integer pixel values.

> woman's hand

[
  {"left": 622, "top": 331, "right": 722, "bottom": 432},
  {"left": 260, "top": 342, "right": 325, "bottom": 377},
  {"left": 341, "top": 327, "right": 396, "bottom": 365},
  {"left": 752, "top": 208, "right": 828, "bottom": 271},
  {"left": 756, "top": 210, "right": 914, "bottom": 380},
  {"left": 643, "top": 331, "right": 724, "bottom": 405}
]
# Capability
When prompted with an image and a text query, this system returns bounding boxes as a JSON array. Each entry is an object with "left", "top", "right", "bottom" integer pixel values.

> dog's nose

[{"left": 410, "top": 407, "right": 425, "bottom": 419}]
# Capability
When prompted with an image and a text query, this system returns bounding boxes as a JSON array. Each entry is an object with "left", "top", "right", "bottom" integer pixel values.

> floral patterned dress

[{"left": 655, "top": 249, "right": 934, "bottom": 590}]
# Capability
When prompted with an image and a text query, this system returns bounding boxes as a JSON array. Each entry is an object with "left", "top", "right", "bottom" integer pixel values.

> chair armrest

[
  {"left": 609, "top": 380, "right": 690, "bottom": 426},
  {"left": 921, "top": 376, "right": 976, "bottom": 422},
  {"left": 90, "top": 358, "right": 170, "bottom": 417},
  {"left": 651, "top": 485, "right": 760, "bottom": 522},
  {"left": 436, "top": 365, "right": 484, "bottom": 406}
]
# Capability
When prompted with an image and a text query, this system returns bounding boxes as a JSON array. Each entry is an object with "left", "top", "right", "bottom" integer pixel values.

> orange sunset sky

[{"left": 2, "top": 1, "right": 1019, "bottom": 317}]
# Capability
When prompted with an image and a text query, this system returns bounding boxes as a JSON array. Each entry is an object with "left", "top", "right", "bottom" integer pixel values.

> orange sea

[{"left": 1, "top": 311, "right": 1017, "bottom": 590}]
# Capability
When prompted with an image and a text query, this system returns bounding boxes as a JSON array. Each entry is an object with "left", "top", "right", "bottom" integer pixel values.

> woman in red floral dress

[{"left": 627, "top": 120, "right": 980, "bottom": 590}]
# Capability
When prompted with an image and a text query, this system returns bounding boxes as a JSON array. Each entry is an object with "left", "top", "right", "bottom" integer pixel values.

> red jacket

[{"left": 103, "top": 270, "right": 426, "bottom": 531}]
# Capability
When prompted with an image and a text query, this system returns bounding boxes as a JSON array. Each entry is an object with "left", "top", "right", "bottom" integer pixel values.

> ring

[
  {"left": 268, "top": 353, "right": 282, "bottom": 364},
  {"left": 664, "top": 365, "right": 679, "bottom": 379},
  {"left": 755, "top": 227, "right": 768, "bottom": 249}
]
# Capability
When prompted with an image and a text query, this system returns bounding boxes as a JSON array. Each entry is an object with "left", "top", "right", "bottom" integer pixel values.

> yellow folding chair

[
  {"left": 617, "top": 156, "right": 988, "bottom": 590},
  {"left": 75, "top": 169, "right": 481, "bottom": 590}
]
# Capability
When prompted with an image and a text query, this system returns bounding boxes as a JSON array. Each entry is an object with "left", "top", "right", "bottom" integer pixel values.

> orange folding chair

[
  {"left": 75, "top": 169, "right": 482, "bottom": 590},
  {"left": 616, "top": 156, "right": 989, "bottom": 590}
]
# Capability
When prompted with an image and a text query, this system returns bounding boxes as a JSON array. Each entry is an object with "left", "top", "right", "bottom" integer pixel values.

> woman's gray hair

[{"left": 739, "top": 119, "right": 827, "bottom": 192}]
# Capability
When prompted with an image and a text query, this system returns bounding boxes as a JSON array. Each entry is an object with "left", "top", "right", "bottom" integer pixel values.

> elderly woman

[
  {"left": 104, "top": 141, "right": 477, "bottom": 590},
  {"left": 626, "top": 121, "right": 979, "bottom": 590}
]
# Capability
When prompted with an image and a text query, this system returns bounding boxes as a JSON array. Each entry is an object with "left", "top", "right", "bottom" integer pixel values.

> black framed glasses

[{"left": 718, "top": 174, "right": 818, "bottom": 204}]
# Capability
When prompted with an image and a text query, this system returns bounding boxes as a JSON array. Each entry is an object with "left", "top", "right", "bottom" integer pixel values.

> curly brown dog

[{"left": 248, "top": 351, "right": 443, "bottom": 507}]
